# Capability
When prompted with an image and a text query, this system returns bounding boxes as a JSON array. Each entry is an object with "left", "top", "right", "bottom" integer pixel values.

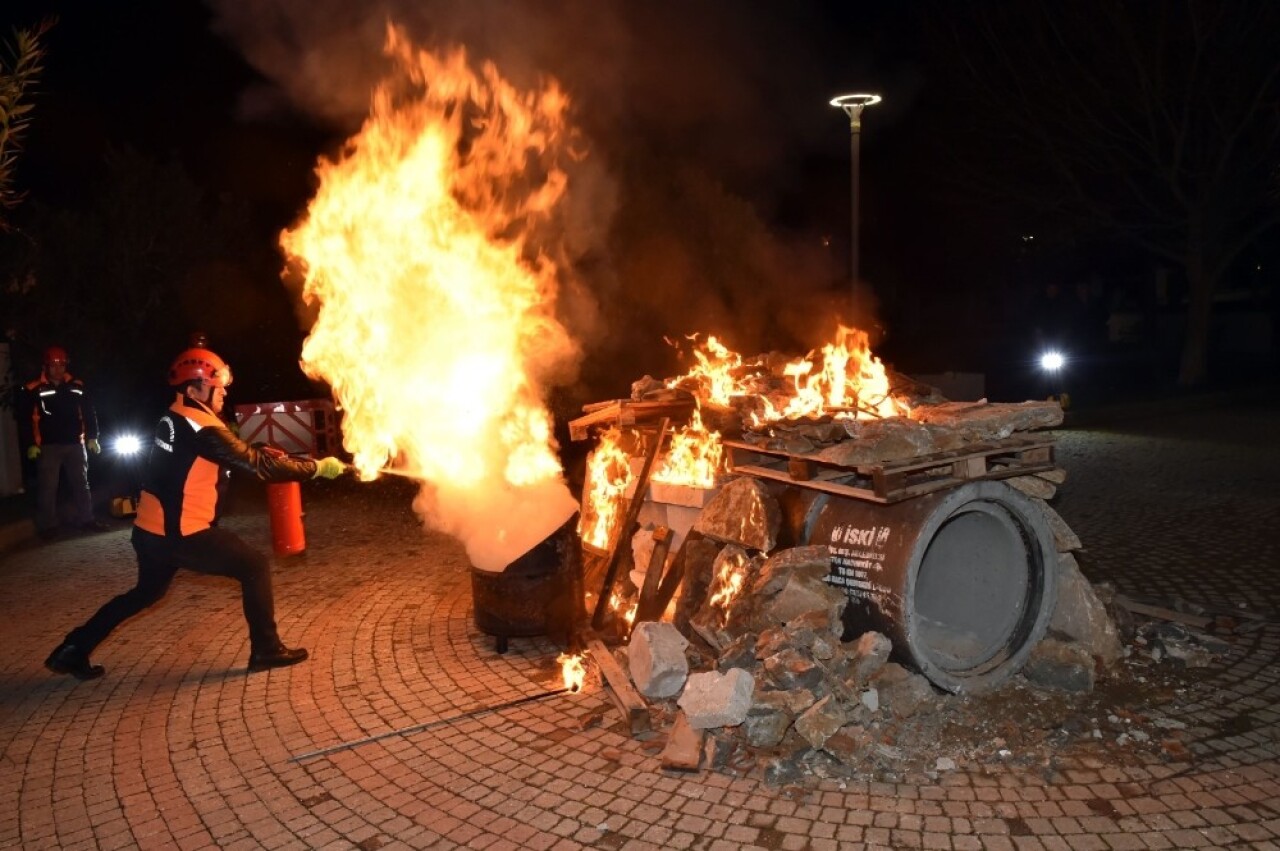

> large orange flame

[
  {"left": 578, "top": 427, "right": 632, "bottom": 552},
  {"left": 669, "top": 325, "right": 907, "bottom": 424},
  {"left": 281, "top": 27, "right": 578, "bottom": 570},
  {"left": 652, "top": 406, "right": 723, "bottom": 488}
]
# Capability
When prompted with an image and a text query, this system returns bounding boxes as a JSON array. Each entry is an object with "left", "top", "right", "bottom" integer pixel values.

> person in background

[
  {"left": 22, "top": 345, "right": 105, "bottom": 537},
  {"left": 44, "top": 346, "right": 348, "bottom": 680}
]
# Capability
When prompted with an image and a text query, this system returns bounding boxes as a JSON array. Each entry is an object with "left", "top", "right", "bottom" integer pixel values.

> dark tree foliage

[
  {"left": 0, "top": 19, "right": 50, "bottom": 227},
  {"left": 930, "top": 0, "right": 1280, "bottom": 386}
]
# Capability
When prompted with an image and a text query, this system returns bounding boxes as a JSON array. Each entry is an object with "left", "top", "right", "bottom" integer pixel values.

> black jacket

[{"left": 23, "top": 373, "right": 99, "bottom": 447}]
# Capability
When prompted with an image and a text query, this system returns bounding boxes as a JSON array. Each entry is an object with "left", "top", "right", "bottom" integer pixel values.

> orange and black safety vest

[{"left": 136, "top": 393, "right": 319, "bottom": 537}]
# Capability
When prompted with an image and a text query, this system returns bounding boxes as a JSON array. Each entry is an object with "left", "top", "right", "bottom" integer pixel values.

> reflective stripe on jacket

[{"left": 24, "top": 373, "right": 98, "bottom": 446}]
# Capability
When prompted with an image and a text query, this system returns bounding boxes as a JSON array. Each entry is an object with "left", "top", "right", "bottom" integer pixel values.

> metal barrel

[{"left": 782, "top": 480, "right": 1057, "bottom": 693}]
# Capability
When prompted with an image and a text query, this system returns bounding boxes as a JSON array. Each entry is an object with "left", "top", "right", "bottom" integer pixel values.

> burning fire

[
  {"left": 280, "top": 27, "right": 580, "bottom": 570},
  {"left": 668, "top": 325, "right": 907, "bottom": 424},
  {"left": 652, "top": 406, "right": 723, "bottom": 489},
  {"left": 610, "top": 592, "right": 638, "bottom": 627},
  {"left": 708, "top": 549, "right": 750, "bottom": 624},
  {"left": 558, "top": 652, "right": 586, "bottom": 692},
  {"left": 578, "top": 427, "right": 632, "bottom": 551}
]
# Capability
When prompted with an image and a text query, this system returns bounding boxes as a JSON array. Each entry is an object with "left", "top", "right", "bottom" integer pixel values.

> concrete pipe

[{"left": 785, "top": 480, "right": 1057, "bottom": 693}]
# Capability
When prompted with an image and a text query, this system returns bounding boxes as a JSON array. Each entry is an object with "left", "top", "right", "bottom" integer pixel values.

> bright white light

[
  {"left": 830, "top": 93, "right": 883, "bottom": 108},
  {"left": 1040, "top": 351, "right": 1065, "bottom": 371},
  {"left": 115, "top": 434, "right": 143, "bottom": 456}
]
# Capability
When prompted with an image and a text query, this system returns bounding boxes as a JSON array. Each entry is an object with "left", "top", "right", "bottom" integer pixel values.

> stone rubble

[{"left": 595, "top": 372, "right": 1234, "bottom": 786}]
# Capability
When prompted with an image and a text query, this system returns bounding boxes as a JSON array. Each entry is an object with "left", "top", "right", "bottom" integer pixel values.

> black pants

[{"left": 66, "top": 526, "right": 281, "bottom": 654}]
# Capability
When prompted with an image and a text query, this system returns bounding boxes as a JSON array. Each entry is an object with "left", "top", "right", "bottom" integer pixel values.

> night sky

[{"left": 5, "top": 1, "right": 1273, "bottom": 419}]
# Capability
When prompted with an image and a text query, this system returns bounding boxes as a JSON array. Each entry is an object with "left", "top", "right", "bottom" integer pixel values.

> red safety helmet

[
  {"left": 43, "top": 345, "right": 69, "bottom": 366},
  {"left": 168, "top": 347, "right": 233, "bottom": 388}
]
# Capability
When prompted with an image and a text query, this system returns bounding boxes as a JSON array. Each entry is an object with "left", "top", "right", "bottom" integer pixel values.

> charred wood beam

[{"left": 590, "top": 418, "right": 669, "bottom": 630}]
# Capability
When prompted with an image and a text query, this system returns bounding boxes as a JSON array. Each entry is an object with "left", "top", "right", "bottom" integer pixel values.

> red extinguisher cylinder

[{"left": 267, "top": 481, "right": 306, "bottom": 556}]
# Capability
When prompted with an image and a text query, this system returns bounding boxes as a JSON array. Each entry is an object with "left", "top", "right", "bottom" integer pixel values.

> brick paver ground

[{"left": 1, "top": 399, "right": 1278, "bottom": 850}]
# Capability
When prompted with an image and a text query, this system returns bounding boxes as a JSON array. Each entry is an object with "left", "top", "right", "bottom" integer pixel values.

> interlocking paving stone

[{"left": 1, "top": 400, "right": 1278, "bottom": 848}]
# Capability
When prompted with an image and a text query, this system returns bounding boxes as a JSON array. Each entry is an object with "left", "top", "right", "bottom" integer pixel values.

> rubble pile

[
  {"left": 571, "top": 354, "right": 1240, "bottom": 784},
  {"left": 591, "top": 456, "right": 1238, "bottom": 785}
]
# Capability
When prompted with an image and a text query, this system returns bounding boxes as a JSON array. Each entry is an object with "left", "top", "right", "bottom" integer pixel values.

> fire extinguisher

[
  {"left": 267, "top": 481, "right": 306, "bottom": 556},
  {"left": 259, "top": 444, "right": 307, "bottom": 556}
]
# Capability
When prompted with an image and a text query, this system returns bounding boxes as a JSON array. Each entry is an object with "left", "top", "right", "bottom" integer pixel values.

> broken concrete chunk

[
  {"left": 818, "top": 417, "right": 936, "bottom": 465},
  {"left": 822, "top": 726, "right": 871, "bottom": 762},
  {"left": 745, "top": 694, "right": 794, "bottom": 748},
  {"left": 794, "top": 695, "right": 846, "bottom": 749},
  {"left": 810, "top": 633, "right": 837, "bottom": 661},
  {"left": 763, "top": 649, "right": 824, "bottom": 691},
  {"left": 848, "top": 631, "right": 892, "bottom": 683},
  {"left": 692, "top": 477, "right": 780, "bottom": 553},
  {"left": 753, "top": 545, "right": 832, "bottom": 596},
  {"left": 629, "top": 527, "right": 657, "bottom": 590},
  {"left": 629, "top": 622, "right": 690, "bottom": 699},
  {"left": 673, "top": 537, "right": 723, "bottom": 634},
  {"left": 1036, "top": 467, "right": 1067, "bottom": 484},
  {"left": 1006, "top": 474, "right": 1057, "bottom": 500},
  {"left": 788, "top": 609, "right": 844, "bottom": 639},
  {"left": 677, "top": 668, "right": 755, "bottom": 730},
  {"left": 909, "top": 400, "right": 1064, "bottom": 435},
  {"left": 717, "top": 633, "right": 758, "bottom": 672},
  {"left": 872, "top": 663, "right": 936, "bottom": 718},
  {"left": 766, "top": 571, "right": 849, "bottom": 626},
  {"left": 1032, "top": 498, "right": 1082, "bottom": 552},
  {"left": 1049, "top": 553, "right": 1123, "bottom": 666},
  {"left": 1022, "top": 638, "right": 1095, "bottom": 692}
]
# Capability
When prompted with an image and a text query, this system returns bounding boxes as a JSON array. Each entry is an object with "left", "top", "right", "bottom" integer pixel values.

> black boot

[
  {"left": 248, "top": 642, "right": 308, "bottom": 672},
  {"left": 45, "top": 643, "right": 105, "bottom": 680}
]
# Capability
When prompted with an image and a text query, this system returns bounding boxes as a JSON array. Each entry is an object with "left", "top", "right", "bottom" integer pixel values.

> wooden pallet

[
  {"left": 723, "top": 434, "right": 1055, "bottom": 503},
  {"left": 568, "top": 398, "right": 695, "bottom": 441}
]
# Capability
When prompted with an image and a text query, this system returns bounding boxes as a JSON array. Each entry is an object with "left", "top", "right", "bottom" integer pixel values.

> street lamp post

[{"left": 830, "top": 93, "right": 882, "bottom": 314}]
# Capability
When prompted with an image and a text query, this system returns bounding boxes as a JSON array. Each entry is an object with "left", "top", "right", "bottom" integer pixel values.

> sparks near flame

[
  {"left": 281, "top": 27, "right": 580, "bottom": 570},
  {"left": 558, "top": 652, "right": 586, "bottom": 692},
  {"left": 652, "top": 407, "right": 723, "bottom": 489},
  {"left": 579, "top": 427, "right": 632, "bottom": 552},
  {"left": 668, "top": 325, "right": 908, "bottom": 423}
]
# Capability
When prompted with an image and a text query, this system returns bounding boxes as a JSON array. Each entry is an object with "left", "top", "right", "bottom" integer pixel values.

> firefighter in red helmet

[
  {"left": 22, "top": 345, "right": 104, "bottom": 537},
  {"left": 45, "top": 347, "right": 348, "bottom": 680}
]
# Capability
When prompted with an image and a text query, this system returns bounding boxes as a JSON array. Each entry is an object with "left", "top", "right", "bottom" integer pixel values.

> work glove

[
  {"left": 312, "top": 457, "right": 347, "bottom": 479},
  {"left": 26, "top": 445, "right": 40, "bottom": 461},
  {"left": 86, "top": 439, "right": 101, "bottom": 454}
]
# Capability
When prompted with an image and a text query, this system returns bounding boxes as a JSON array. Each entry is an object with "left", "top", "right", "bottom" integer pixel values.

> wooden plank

[
  {"left": 633, "top": 526, "right": 673, "bottom": 626},
  {"left": 1114, "top": 595, "right": 1214, "bottom": 629},
  {"left": 733, "top": 464, "right": 889, "bottom": 503},
  {"left": 586, "top": 638, "right": 650, "bottom": 735},
  {"left": 953, "top": 455, "right": 987, "bottom": 479},
  {"left": 660, "top": 711, "right": 704, "bottom": 771},
  {"left": 570, "top": 400, "right": 695, "bottom": 441},
  {"left": 649, "top": 536, "right": 690, "bottom": 623},
  {"left": 592, "top": 419, "right": 669, "bottom": 630}
]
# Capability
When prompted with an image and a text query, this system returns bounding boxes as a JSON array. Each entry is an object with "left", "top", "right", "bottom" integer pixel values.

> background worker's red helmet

[
  {"left": 43, "top": 345, "right": 69, "bottom": 365},
  {"left": 168, "top": 348, "right": 233, "bottom": 388}
]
